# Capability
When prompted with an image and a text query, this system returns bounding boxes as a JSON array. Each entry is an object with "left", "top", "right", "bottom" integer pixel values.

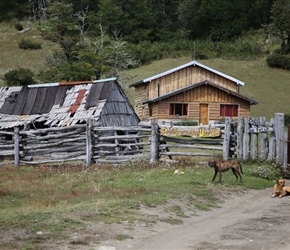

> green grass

[
  {"left": 0, "top": 159, "right": 286, "bottom": 248},
  {"left": 0, "top": 22, "right": 60, "bottom": 85}
]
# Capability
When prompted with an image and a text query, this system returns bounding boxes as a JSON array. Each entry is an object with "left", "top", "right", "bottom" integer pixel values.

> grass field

[{"left": 0, "top": 160, "right": 285, "bottom": 249}]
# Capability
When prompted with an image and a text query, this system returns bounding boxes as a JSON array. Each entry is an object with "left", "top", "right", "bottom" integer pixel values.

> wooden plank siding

[
  {"left": 134, "top": 65, "right": 241, "bottom": 120},
  {"left": 149, "top": 85, "right": 251, "bottom": 121},
  {"left": 134, "top": 84, "right": 149, "bottom": 120},
  {"left": 132, "top": 62, "right": 256, "bottom": 123},
  {"left": 147, "top": 66, "right": 238, "bottom": 101}
]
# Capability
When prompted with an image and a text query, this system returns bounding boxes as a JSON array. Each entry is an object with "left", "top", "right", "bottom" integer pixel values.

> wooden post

[
  {"left": 150, "top": 120, "right": 159, "bottom": 164},
  {"left": 85, "top": 119, "right": 92, "bottom": 166},
  {"left": 14, "top": 127, "right": 20, "bottom": 166},
  {"left": 283, "top": 131, "right": 288, "bottom": 170},
  {"left": 260, "top": 117, "right": 269, "bottom": 160},
  {"left": 288, "top": 125, "right": 290, "bottom": 168},
  {"left": 274, "top": 113, "right": 284, "bottom": 166},
  {"left": 236, "top": 117, "right": 243, "bottom": 159},
  {"left": 250, "top": 117, "right": 258, "bottom": 160},
  {"left": 268, "top": 117, "right": 276, "bottom": 161},
  {"left": 223, "top": 117, "right": 231, "bottom": 160},
  {"left": 243, "top": 117, "right": 250, "bottom": 160}
]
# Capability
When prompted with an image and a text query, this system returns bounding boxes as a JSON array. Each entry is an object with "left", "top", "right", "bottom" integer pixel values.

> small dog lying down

[
  {"left": 208, "top": 159, "right": 243, "bottom": 183},
  {"left": 272, "top": 179, "right": 290, "bottom": 198}
]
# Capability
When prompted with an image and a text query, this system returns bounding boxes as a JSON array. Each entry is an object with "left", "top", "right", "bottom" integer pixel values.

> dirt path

[
  {"left": 102, "top": 188, "right": 290, "bottom": 250},
  {"left": 4, "top": 187, "right": 290, "bottom": 250}
]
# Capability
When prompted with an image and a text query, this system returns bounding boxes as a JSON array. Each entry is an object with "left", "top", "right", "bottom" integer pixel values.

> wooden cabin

[
  {"left": 0, "top": 78, "right": 140, "bottom": 129},
  {"left": 130, "top": 61, "right": 257, "bottom": 125}
]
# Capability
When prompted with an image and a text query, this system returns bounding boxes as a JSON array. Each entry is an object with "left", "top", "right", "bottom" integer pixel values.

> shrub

[
  {"left": 266, "top": 54, "right": 290, "bottom": 70},
  {"left": 14, "top": 23, "right": 23, "bottom": 31},
  {"left": 3, "top": 68, "right": 36, "bottom": 86},
  {"left": 284, "top": 114, "right": 290, "bottom": 127},
  {"left": 18, "top": 38, "right": 42, "bottom": 50},
  {"left": 176, "top": 120, "right": 199, "bottom": 126}
]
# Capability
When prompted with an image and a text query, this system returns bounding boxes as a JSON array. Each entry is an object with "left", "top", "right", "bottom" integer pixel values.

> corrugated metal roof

[
  {"left": 0, "top": 77, "right": 139, "bottom": 129},
  {"left": 130, "top": 60, "right": 245, "bottom": 87},
  {"left": 143, "top": 80, "right": 258, "bottom": 105}
]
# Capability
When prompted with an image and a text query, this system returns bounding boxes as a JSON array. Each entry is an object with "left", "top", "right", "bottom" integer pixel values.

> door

[{"left": 199, "top": 104, "right": 209, "bottom": 125}]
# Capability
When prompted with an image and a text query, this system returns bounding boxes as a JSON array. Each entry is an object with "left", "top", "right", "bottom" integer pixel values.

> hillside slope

[
  {"left": 0, "top": 22, "right": 59, "bottom": 85},
  {"left": 1, "top": 23, "right": 290, "bottom": 120}
]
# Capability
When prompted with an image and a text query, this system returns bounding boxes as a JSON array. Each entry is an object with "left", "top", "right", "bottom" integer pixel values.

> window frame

[
  {"left": 220, "top": 104, "right": 239, "bottom": 117},
  {"left": 169, "top": 103, "right": 188, "bottom": 116}
]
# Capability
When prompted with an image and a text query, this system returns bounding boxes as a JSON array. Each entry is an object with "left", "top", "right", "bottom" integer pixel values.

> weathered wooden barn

[
  {"left": 0, "top": 78, "right": 140, "bottom": 129},
  {"left": 130, "top": 61, "right": 258, "bottom": 125}
]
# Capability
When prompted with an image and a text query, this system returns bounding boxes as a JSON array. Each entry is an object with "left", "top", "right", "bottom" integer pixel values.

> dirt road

[
  {"left": 4, "top": 187, "right": 290, "bottom": 250},
  {"left": 102, "top": 187, "right": 290, "bottom": 250}
]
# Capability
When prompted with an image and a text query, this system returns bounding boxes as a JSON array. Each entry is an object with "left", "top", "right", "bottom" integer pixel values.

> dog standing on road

[
  {"left": 272, "top": 179, "right": 290, "bottom": 198},
  {"left": 208, "top": 159, "right": 243, "bottom": 183}
]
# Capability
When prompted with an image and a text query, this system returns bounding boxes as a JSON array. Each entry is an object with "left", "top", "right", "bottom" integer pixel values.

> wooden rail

[{"left": 0, "top": 113, "right": 287, "bottom": 168}]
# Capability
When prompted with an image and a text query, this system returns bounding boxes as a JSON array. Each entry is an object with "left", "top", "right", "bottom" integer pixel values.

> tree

[
  {"left": 104, "top": 31, "right": 137, "bottom": 78},
  {"left": 0, "top": 0, "right": 30, "bottom": 21},
  {"left": 29, "top": 0, "right": 48, "bottom": 24},
  {"left": 3, "top": 68, "right": 36, "bottom": 86},
  {"left": 40, "top": 1, "right": 78, "bottom": 57},
  {"left": 270, "top": 0, "right": 290, "bottom": 53}
]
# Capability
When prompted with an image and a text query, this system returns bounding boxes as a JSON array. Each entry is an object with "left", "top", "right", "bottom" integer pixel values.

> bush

[
  {"left": 176, "top": 120, "right": 199, "bottom": 126},
  {"left": 284, "top": 114, "right": 290, "bottom": 127},
  {"left": 3, "top": 68, "right": 36, "bottom": 86},
  {"left": 266, "top": 54, "right": 290, "bottom": 70},
  {"left": 18, "top": 38, "right": 42, "bottom": 50},
  {"left": 14, "top": 23, "right": 23, "bottom": 31}
]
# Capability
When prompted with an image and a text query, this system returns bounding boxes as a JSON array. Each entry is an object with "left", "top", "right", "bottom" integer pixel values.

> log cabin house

[
  {"left": 130, "top": 60, "right": 258, "bottom": 125},
  {"left": 0, "top": 78, "right": 140, "bottom": 129}
]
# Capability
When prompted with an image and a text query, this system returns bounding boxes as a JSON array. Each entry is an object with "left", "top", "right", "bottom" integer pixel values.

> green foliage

[
  {"left": 271, "top": 0, "right": 290, "bottom": 53},
  {"left": 284, "top": 114, "right": 290, "bottom": 126},
  {"left": 18, "top": 38, "right": 42, "bottom": 50},
  {"left": 3, "top": 68, "right": 36, "bottom": 86},
  {"left": 266, "top": 54, "right": 290, "bottom": 70},
  {"left": 60, "top": 61, "right": 96, "bottom": 81},
  {"left": 14, "top": 23, "right": 23, "bottom": 31},
  {"left": 176, "top": 120, "right": 199, "bottom": 126}
]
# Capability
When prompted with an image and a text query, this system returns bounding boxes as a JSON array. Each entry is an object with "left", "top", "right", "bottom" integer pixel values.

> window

[
  {"left": 169, "top": 103, "right": 188, "bottom": 116},
  {"left": 220, "top": 104, "right": 238, "bottom": 117},
  {"left": 149, "top": 106, "right": 152, "bottom": 117}
]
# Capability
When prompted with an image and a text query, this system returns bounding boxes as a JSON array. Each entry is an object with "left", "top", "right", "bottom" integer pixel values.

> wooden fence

[{"left": 0, "top": 113, "right": 287, "bottom": 168}]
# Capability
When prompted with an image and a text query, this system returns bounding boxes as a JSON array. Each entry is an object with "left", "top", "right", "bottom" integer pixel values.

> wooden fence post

[
  {"left": 237, "top": 117, "right": 243, "bottom": 159},
  {"left": 243, "top": 117, "right": 250, "bottom": 160},
  {"left": 260, "top": 117, "right": 269, "bottom": 160},
  {"left": 14, "top": 126, "right": 20, "bottom": 166},
  {"left": 150, "top": 120, "right": 159, "bottom": 164},
  {"left": 288, "top": 125, "right": 290, "bottom": 168},
  {"left": 283, "top": 131, "right": 288, "bottom": 170},
  {"left": 85, "top": 119, "right": 92, "bottom": 166},
  {"left": 274, "top": 113, "right": 284, "bottom": 166},
  {"left": 250, "top": 117, "right": 258, "bottom": 160},
  {"left": 223, "top": 117, "right": 231, "bottom": 160},
  {"left": 268, "top": 117, "right": 276, "bottom": 161}
]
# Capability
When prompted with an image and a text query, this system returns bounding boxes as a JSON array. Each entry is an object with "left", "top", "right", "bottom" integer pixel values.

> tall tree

[
  {"left": 271, "top": 0, "right": 290, "bottom": 53},
  {"left": 0, "top": 0, "right": 30, "bottom": 21},
  {"left": 98, "top": 0, "right": 158, "bottom": 43}
]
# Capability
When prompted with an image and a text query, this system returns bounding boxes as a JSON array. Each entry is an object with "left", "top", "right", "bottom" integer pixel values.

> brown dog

[
  {"left": 208, "top": 159, "right": 243, "bottom": 183},
  {"left": 272, "top": 179, "right": 290, "bottom": 198}
]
